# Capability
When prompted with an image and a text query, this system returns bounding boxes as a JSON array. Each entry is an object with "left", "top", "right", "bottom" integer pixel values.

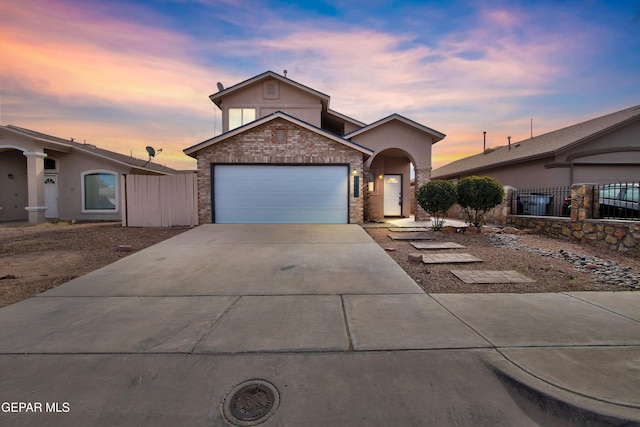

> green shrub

[
  {"left": 416, "top": 180, "right": 457, "bottom": 230},
  {"left": 456, "top": 176, "right": 504, "bottom": 229}
]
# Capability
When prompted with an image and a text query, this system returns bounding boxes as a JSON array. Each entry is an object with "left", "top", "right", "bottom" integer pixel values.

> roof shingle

[{"left": 432, "top": 105, "right": 640, "bottom": 179}]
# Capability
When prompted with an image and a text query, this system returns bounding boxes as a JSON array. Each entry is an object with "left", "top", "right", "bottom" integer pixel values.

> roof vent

[{"left": 263, "top": 80, "right": 279, "bottom": 99}]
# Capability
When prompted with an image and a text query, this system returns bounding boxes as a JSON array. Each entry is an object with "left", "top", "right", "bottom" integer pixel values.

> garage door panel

[{"left": 214, "top": 165, "right": 348, "bottom": 223}]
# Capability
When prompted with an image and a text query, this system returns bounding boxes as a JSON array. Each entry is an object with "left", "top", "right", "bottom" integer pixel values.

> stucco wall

[
  {"left": 193, "top": 118, "right": 365, "bottom": 224},
  {"left": 219, "top": 79, "right": 323, "bottom": 131},
  {"left": 0, "top": 149, "right": 29, "bottom": 221},
  {"left": 454, "top": 157, "right": 569, "bottom": 189},
  {"left": 355, "top": 121, "right": 433, "bottom": 169},
  {"left": 50, "top": 150, "right": 129, "bottom": 221}
]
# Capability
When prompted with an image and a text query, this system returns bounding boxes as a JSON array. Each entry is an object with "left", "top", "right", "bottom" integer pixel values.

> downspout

[{"left": 123, "top": 174, "right": 128, "bottom": 226}]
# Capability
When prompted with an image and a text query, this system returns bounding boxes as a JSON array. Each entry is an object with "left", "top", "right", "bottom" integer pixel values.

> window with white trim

[
  {"left": 229, "top": 108, "right": 256, "bottom": 130},
  {"left": 81, "top": 171, "right": 118, "bottom": 212}
]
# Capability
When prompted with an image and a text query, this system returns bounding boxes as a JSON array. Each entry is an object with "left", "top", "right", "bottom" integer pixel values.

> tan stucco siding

[
  {"left": 354, "top": 121, "right": 433, "bottom": 169},
  {"left": 343, "top": 122, "right": 362, "bottom": 135},
  {"left": 572, "top": 165, "right": 640, "bottom": 183},
  {"left": 0, "top": 149, "right": 29, "bottom": 221},
  {"left": 51, "top": 150, "right": 130, "bottom": 221},
  {"left": 193, "top": 118, "right": 365, "bottom": 224},
  {"left": 454, "top": 157, "right": 570, "bottom": 189},
  {"left": 219, "top": 80, "right": 323, "bottom": 131}
]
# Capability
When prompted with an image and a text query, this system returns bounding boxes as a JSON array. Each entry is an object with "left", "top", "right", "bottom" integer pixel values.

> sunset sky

[{"left": 1, "top": 0, "right": 639, "bottom": 170}]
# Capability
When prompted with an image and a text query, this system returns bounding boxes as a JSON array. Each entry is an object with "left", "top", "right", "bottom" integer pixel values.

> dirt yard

[
  {"left": 0, "top": 222, "right": 189, "bottom": 307},
  {"left": 1, "top": 222, "right": 638, "bottom": 308}
]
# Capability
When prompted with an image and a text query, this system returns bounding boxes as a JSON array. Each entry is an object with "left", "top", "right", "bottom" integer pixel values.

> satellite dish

[
  {"left": 217, "top": 82, "right": 224, "bottom": 92},
  {"left": 145, "top": 146, "right": 156, "bottom": 157}
]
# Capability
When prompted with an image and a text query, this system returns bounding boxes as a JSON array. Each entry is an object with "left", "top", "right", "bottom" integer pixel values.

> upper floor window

[
  {"left": 81, "top": 171, "right": 118, "bottom": 212},
  {"left": 229, "top": 108, "right": 256, "bottom": 130}
]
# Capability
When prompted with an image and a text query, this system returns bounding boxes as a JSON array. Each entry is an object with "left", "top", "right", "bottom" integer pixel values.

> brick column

[{"left": 414, "top": 166, "right": 431, "bottom": 221}]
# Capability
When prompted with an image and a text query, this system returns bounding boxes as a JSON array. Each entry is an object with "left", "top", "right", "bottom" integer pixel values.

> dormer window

[{"left": 229, "top": 108, "right": 256, "bottom": 130}]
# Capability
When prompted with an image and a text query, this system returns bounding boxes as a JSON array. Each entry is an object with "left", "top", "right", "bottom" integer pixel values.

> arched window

[
  {"left": 81, "top": 171, "right": 118, "bottom": 212},
  {"left": 44, "top": 157, "right": 57, "bottom": 170}
]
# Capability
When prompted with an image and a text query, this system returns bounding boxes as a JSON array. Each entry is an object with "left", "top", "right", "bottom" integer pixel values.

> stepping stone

[
  {"left": 450, "top": 270, "right": 536, "bottom": 284},
  {"left": 422, "top": 253, "right": 482, "bottom": 264},
  {"left": 410, "top": 242, "right": 466, "bottom": 250},
  {"left": 388, "top": 233, "right": 434, "bottom": 240},
  {"left": 387, "top": 227, "right": 430, "bottom": 232}
]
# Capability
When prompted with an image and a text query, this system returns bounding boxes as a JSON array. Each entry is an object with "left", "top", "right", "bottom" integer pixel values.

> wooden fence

[{"left": 121, "top": 173, "right": 198, "bottom": 227}]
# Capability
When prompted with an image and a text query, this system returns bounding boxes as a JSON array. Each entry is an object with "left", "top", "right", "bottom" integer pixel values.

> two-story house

[{"left": 184, "top": 71, "right": 445, "bottom": 224}]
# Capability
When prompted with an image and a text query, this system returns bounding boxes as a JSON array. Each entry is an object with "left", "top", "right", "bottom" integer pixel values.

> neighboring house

[
  {"left": 184, "top": 71, "right": 445, "bottom": 224},
  {"left": 0, "top": 125, "right": 178, "bottom": 224},
  {"left": 432, "top": 105, "right": 640, "bottom": 188}
]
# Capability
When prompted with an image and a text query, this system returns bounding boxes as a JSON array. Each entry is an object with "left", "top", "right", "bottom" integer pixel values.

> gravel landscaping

[{"left": 364, "top": 226, "right": 640, "bottom": 294}]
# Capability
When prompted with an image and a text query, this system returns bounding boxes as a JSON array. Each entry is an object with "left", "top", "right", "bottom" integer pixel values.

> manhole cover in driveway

[{"left": 222, "top": 379, "right": 280, "bottom": 426}]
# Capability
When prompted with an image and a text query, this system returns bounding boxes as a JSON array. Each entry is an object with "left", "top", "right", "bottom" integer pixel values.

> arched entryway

[{"left": 364, "top": 148, "right": 418, "bottom": 221}]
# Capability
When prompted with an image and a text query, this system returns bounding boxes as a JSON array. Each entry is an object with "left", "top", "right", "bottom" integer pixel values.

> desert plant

[
  {"left": 416, "top": 180, "right": 457, "bottom": 230},
  {"left": 456, "top": 176, "right": 504, "bottom": 229}
]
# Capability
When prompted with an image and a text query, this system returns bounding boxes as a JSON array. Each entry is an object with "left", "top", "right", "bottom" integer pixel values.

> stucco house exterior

[
  {"left": 184, "top": 71, "right": 445, "bottom": 224},
  {"left": 0, "top": 125, "right": 177, "bottom": 224},
  {"left": 432, "top": 105, "right": 640, "bottom": 188}
]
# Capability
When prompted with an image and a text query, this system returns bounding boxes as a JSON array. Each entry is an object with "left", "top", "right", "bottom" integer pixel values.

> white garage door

[{"left": 213, "top": 165, "right": 349, "bottom": 223}]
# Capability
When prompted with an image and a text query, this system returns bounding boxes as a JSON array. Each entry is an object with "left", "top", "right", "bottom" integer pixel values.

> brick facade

[
  {"left": 413, "top": 166, "right": 432, "bottom": 221},
  {"left": 194, "top": 118, "right": 365, "bottom": 224}
]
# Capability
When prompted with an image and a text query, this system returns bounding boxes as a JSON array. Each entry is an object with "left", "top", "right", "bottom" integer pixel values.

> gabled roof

[
  {"left": 432, "top": 104, "right": 640, "bottom": 179},
  {"left": 183, "top": 111, "right": 374, "bottom": 157},
  {"left": 210, "top": 71, "right": 330, "bottom": 108},
  {"left": 1, "top": 125, "right": 178, "bottom": 175},
  {"left": 345, "top": 113, "right": 446, "bottom": 143}
]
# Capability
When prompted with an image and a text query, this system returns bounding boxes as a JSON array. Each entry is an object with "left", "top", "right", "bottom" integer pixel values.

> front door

[
  {"left": 44, "top": 174, "right": 59, "bottom": 218},
  {"left": 383, "top": 174, "right": 402, "bottom": 216}
]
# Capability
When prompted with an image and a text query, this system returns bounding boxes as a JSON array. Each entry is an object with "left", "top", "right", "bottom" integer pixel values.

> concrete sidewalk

[{"left": 0, "top": 224, "right": 638, "bottom": 426}]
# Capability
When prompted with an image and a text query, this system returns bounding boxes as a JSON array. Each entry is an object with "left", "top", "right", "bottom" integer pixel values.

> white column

[{"left": 23, "top": 151, "right": 48, "bottom": 224}]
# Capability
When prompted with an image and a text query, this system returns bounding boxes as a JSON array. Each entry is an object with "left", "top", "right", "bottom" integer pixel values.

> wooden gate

[{"left": 122, "top": 174, "right": 198, "bottom": 227}]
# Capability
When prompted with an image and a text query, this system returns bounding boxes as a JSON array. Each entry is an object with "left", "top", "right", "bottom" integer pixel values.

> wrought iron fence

[
  {"left": 512, "top": 187, "right": 572, "bottom": 217},
  {"left": 593, "top": 182, "right": 640, "bottom": 221}
]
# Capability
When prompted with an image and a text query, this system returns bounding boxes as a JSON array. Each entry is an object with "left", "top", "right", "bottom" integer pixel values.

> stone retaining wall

[
  {"left": 506, "top": 184, "right": 639, "bottom": 254},
  {"left": 445, "top": 186, "right": 515, "bottom": 226},
  {"left": 507, "top": 216, "right": 639, "bottom": 253},
  {"left": 444, "top": 182, "right": 639, "bottom": 254}
]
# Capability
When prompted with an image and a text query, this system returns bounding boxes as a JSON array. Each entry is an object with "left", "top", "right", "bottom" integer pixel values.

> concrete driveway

[{"left": 0, "top": 224, "right": 638, "bottom": 426}]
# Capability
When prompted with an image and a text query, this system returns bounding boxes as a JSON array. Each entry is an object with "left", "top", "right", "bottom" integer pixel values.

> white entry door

[
  {"left": 44, "top": 174, "right": 59, "bottom": 218},
  {"left": 384, "top": 174, "right": 402, "bottom": 216}
]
